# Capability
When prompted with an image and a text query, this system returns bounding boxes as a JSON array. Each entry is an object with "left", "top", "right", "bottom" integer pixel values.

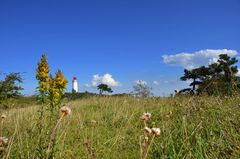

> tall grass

[{"left": 0, "top": 96, "right": 240, "bottom": 158}]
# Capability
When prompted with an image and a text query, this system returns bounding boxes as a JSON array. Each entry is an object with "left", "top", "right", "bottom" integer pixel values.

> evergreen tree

[
  {"left": 218, "top": 54, "right": 238, "bottom": 88},
  {"left": 180, "top": 67, "right": 209, "bottom": 91},
  {"left": 180, "top": 54, "right": 239, "bottom": 96}
]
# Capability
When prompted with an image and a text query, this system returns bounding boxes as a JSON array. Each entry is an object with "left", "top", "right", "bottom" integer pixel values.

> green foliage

[
  {"left": 65, "top": 91, "right": 98, "bottom": 100},
  {"left": 180, "top": 54, "right": 239, "bottom": 96},
  {"left": 180, "top": 66, "right": 209, "bottom": 91},
  {"left": 97, "top": 84, "right": 113, "bottom": 94},
  {"left": 0, "top": 96, "right": 37, "bottom": 109},
  {"left": 0, "top": 73, "right": 23, "bottom": 101},
  {"left": 64, "top": 92, "right": 132, "bottom": 101}
]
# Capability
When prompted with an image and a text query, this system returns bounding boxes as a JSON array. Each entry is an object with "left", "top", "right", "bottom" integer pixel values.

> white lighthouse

[{"left": 72, "top": 76, "right": 78, "bottom": 93}]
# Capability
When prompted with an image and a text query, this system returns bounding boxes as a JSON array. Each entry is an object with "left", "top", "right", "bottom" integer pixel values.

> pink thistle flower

[
  {"left": 141, "top": 112, "right": 151, "bottom": 121},
  {"left": 60, "top": 106, "right": 71, "bottom": 116},
  {"left": 152, "top": 128, "right": 161, "bottom": 135},
  {"left": 144, "top": 127, "right": 152, "bottom": 134}
]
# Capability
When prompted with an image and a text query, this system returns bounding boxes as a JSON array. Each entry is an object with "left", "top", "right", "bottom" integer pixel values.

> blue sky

[{"left": 0, "top": 0, "right": 240, "bottom": 96}]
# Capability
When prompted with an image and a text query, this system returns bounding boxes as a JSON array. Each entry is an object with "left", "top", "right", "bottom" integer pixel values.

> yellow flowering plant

[
  {"left": 36, "top": 54, "right": 50, "bottom": 103},
  {"left": 36, "top": 54, "right": 67, "bottom": 108},
  {"left": 35, "top": 54, "right": 68, "bottom": 158},
  {"left": 49, "top": 70, "right": 68, "bottom": 109}
]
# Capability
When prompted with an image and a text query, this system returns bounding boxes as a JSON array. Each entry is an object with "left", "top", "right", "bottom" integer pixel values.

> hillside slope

[{"left": 1, "top": 96, "right": 240, "bottom": 159}]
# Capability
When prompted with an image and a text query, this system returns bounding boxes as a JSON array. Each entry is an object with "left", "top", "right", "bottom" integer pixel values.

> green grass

[
  {"left": 1, "top": 96, "right": 240, "bottom": 159},
  {"left": 0, "top": 96, "right": 37, "bottom": 109}
]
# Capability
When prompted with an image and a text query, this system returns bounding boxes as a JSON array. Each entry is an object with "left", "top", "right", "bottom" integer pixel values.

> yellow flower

[{"left": 36, "top": 54, "right": 50, "bottom": 94}]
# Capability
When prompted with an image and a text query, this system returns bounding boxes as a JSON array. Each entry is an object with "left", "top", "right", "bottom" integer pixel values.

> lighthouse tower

[{"left": 72, "top": 76, "right": 78, "bottom": 93}]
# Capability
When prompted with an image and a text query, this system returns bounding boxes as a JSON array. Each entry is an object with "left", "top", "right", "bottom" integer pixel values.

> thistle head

[
  {"left": 144, "top": 127, "right": 152, "bottom": 134},
  {"left": 0, "top": 137, "right": 8, "bottom": 146},
  {"left": 1, "top": 114, "right": 7, "bottom": 119},
  {"left": 60, "top": 106, "right": 71, "bottom": 116},
  {"left": 141, "top": 112, "right": 151, "bottom": 121},
  {"left": 152, "top": 128, "right": 161, "bottom": 135}
]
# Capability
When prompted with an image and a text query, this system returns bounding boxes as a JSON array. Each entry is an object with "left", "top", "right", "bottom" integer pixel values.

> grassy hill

[{"left": 1, "top": 96, "right": 240, "bottom": 158}]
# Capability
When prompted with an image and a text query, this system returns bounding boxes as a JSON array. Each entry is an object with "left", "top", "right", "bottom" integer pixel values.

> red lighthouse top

[{"left": 73, "top": 76, "right": 77, "bottom": 80}]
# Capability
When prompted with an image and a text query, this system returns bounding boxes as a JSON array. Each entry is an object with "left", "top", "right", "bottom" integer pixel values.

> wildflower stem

[
  {"left": 143, "top": 134, "right": 155, "bottom": 159},
  {"left": 139, "top": 136, "right": 143, "bottom": 159},
  {"left": 1, "top": 120, "right": 3, "bottom": 137},
  {"left": 46, "top": 113, "right": 65, "bottom": 159}
]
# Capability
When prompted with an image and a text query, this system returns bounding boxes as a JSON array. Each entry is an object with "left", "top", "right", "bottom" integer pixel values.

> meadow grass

[{"left": 0, "top": 95, "right": 240, "bottom": 159}]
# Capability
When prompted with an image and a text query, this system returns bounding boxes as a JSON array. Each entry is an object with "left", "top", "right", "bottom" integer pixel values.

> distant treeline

[{"left": 64, "top": 91, "right": 132, "bottom": 100}]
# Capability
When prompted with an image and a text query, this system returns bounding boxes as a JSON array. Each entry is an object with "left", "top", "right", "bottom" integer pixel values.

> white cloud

[
  {"left": 162, "top": 49, "right": 238, "bottom": 69},
  {"left": 136, "top": 80, "right": 147, "bottom": 85},
  {"left": 237, "top": 68, "right": 240, "bottom": 77},
  {"left": 186, "top": 80, "right": 192, "bottom": 85},
  {"left": 85, "top": 84, "right": 91, "bottom": 88},
  {"left": 153, "top": 81, "right": 159, "bottom": 85},
  {"left": 91, "top": 73, "right": 120, "bottom": 87}
]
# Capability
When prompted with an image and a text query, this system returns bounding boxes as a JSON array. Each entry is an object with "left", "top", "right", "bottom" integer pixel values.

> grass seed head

[{"left": 90, "top": 120, "right": 97, "bottom": 126}]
